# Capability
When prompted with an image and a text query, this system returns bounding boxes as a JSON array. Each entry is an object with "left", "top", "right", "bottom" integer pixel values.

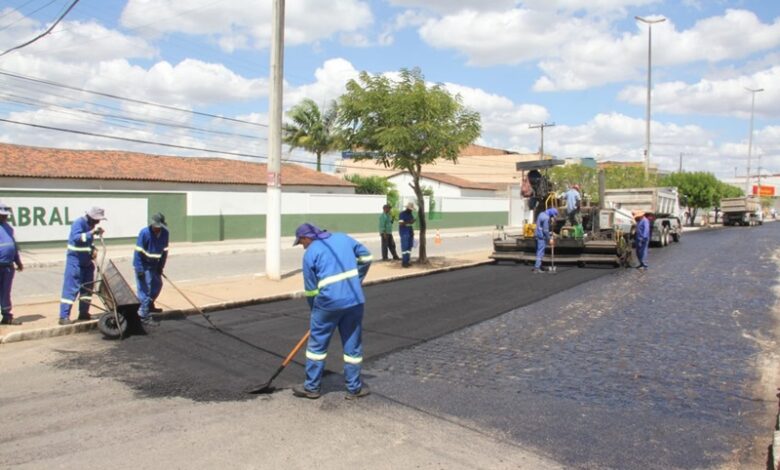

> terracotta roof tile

[
  {"left": 0, "top": 143, "right": 352, "bottom": 187},
  {"left": 390, "top": 171, "right": 498, "bottom": 191}
]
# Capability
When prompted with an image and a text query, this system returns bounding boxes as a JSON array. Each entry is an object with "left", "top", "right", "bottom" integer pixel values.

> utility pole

[
  {"left": 529, "top": 122, "right": 555, "bottom": 160},
  {"left": 678, "top": 152, "right": 684, "bottom": 173},
  {"left": 636, "top": 16, "right": 665, "bottom": 178},
  {"left": 266, "top": 0, "right": 285, "bottom": 281},
  {"left": 745, "top": 86, "right": 764, "bottom": 195}
]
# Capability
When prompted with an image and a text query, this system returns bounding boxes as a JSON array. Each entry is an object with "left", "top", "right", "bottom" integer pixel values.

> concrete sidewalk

[{"left": 1, "top": 226, "right": 495, "bottom": 343}]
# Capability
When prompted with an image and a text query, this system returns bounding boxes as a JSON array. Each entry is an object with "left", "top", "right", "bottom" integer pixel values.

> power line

[
  {"left": 0, "top": 0, "right": 58, "bottom": 32},
  {"left": 0, "top": 0, "right": 79, "bottom": 57}
]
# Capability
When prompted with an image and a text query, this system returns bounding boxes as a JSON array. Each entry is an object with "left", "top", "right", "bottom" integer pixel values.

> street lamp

[
  {"left": 636, "top": 15, "right": 666, "bottom": 178},
  {"left": 745, "top": 86, "right": 764, "bottom": 195}
]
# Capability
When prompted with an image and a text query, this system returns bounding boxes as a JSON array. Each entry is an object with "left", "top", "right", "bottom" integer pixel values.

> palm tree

[{"left": 282, "top": 98, "right": 341, "bottom": 172}]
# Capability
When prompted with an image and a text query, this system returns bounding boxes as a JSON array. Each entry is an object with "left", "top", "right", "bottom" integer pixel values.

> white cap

[{"left": 86, "top": 207, "right": 107, "bottom": 220}]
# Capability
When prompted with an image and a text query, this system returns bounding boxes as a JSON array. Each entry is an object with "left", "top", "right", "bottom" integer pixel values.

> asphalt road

[{"left": 1, "top": 225, "right": 777, "bottom": 469}]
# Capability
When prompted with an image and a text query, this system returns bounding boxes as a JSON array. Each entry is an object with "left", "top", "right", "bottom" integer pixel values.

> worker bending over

[
  {"left": 133, "top": 213, "right": 169, "bottom": 326},
  {"left": 633, "top": 210, "right": 650, "bottom": 271},
  {"left": 59, "top": 207, "right": 106, "bottom": 325},
  {"left": 533, "top": 207, "right": 558, "bottom": 273},
  {"left": 292, "top": 223, "right": 372, "bottom": 400}
]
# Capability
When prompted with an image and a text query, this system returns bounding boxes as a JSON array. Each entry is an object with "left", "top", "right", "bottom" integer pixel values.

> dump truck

[
  {"left": 721, "top": 196, "right": 762, "bottom": 226},
  {"left": 491, "top": 161, "right": 634, "bottom": 267},
  {"left": 602, "top": 187, "right": 683, "bottom": 246}
]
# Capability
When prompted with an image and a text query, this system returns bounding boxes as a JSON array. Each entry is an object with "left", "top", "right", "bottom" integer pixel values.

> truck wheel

[{"left": 672, "top": 231, "right": 680, "bottom": 243}]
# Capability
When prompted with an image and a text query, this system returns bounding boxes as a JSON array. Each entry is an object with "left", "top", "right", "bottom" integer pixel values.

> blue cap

[
  {"left": 547, "top": 208, "right": 559, "bottom": 217},
  {"left": 293, "top": 223, "right": 331, "bottom": 246}
]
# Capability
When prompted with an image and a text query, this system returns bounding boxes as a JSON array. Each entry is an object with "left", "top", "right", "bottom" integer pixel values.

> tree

[
  {"left": 282, "top": 98, "right": 341, "bottom": 172},
  {"left": 604, "top": 166, "right": 659, "bottom": 189},
  {"left": 338, "top": 68, "right": 481, "bottom": 263},
  {"left": 344, "top": 174, "right": 395, "bottom": 195},
  {"left": 661, "top": 172, "right": 723, "bottom": 225},
  {"left": 548, "top": 164, "right": 597, "bottom": 203}
]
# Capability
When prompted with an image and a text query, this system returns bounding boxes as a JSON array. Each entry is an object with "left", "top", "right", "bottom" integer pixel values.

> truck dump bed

[
  {"left": 603, "top": 187, "right": 679, "bottom": 215},
  {"left": 721, "top": 197, "right": 759, "bottom": 213}
]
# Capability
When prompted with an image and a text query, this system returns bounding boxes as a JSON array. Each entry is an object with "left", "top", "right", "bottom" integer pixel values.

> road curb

[{"left": 0, "top": 258, "right": 494, "bottom": 344}]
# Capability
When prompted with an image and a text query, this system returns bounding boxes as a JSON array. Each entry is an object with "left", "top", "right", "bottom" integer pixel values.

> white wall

[{"left": 187, "top": 191, "right": 385, "bottom": 216}]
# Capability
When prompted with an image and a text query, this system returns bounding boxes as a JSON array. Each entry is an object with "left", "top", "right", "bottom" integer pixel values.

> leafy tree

[
  {"left": 282, "top": 98, "right": 341, "bottom": 172},
  {"left": 548, "top": 164, "right": 597, "bottom": 203},
  {"left": 603, "top": 166, "right": 659, "bottom": 189},
  {"left": 661, "top": 172, "right": 722, "bottom": 225},
  {"left": 344, "top": 174, "right": 395, "bottom": 195},
  {"left": 338, "top": 68, "right": 481, "bottom": 263}
]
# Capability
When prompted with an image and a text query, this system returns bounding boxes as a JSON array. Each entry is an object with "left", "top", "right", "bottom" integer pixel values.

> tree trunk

[
  {"left": 316, "top": 152, "right": 322, "bottom": 172},
  {"left": 690, "top": 208, "right": 698, "bottom": 226},
  {"left": 411, "top": 166, "right": 427, "bottom": 263}
]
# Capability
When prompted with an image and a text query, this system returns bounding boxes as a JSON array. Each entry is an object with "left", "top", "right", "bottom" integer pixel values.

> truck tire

[{"left": 672, "top": 230, "right": 680, "bottom": 243}]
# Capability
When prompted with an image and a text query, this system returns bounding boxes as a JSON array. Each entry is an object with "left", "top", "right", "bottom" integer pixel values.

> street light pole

[
  {"left": 745, "top": 86, "right": 764, "bottom": 195},
  {"left": 636, "top": 16, "right": 665, "bottom": 178}
]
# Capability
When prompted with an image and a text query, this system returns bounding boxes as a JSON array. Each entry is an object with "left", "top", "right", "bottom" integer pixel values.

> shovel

[
  {"left": 247, "top": 330, "right": 310, "bottom": 394},
  {"left": 549, "top": 236, "right": 557, "bottom": 273}
]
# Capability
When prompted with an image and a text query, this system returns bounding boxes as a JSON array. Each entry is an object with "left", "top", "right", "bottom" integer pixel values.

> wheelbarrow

[{"left": 92, "top": 239, "right": 141, "bottom": 339}]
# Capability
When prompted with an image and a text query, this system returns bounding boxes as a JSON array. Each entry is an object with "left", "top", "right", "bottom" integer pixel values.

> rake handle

[{"left": 283, "top": 330, "right": 310, "bottom": 367}]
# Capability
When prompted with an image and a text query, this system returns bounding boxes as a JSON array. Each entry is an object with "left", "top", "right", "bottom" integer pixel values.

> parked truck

[
  {"left": 602, "top": 187, "right": 683, "bottom": 246},
  {"left": 721, "top": 196, "right": 762, "bottom": 226}
]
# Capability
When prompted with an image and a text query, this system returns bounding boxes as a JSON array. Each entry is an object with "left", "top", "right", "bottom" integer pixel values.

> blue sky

[{"left": 0, "top": 0, "right": 778, "bottom": 180}]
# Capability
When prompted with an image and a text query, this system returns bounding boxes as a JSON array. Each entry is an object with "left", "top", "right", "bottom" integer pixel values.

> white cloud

[
  {"left": 387, "top": 0, "right": 517, "bottom": 14},
  {"left": 120, "top": 0, "right": 373, "bottom": 51},
  {"left": 619, "top": 66, "right": 780, "bottom": 119},
  {"left": 284, "top": 58, "right": 361, "bottom": 109}
]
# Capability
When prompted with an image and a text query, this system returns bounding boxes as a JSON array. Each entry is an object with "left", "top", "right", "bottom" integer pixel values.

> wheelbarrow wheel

[{"left": 98, "top": 312, "right": 127, "bottom": 339}]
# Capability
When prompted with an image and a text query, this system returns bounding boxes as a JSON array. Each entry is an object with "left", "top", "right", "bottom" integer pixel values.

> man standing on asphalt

[
  {"left": 533, "top": 207, "right": 558, "bottom": 273},
  {"left": 291, "top": 223, "right": 372, "bottom": 400},
  {"left": 563, "top": 184, "right": 582, "bottom": 228},
  {"left": 59, "top": 207, "right": 105, "bottom": 325},
  {"left": 633, "top": 210, "right": 650, "bottom": 271},
  {"left": 398, "top": 202, "right": 416, "bottom": 268},
  {"left": 0, "top": 203, "right": 23, "bottom": 325},
  {"left": 133, "top": 213, "right": 169, "bottom": 326},
  {"left": 379, "top": 204, "right": 400, "bottom": 262}
]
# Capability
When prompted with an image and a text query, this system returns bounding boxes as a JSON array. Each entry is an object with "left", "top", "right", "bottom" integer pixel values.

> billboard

[{"left": 752, "top": 185, "right": 776, "bottom": 197}]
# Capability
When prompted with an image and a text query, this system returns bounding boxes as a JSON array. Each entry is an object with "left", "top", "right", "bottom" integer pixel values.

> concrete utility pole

[
  {"left": 678, "top": 152, "right": 684, "bottom": 173},
  {"left": 636, "top": 16, "right": 665, "bottom": 178},
  {"left": 529, "top": 122, "right": 555, "bottom": 160},
  {"left": 266, "top": 0, "right": 285, "bottom": 281},
  {"left": 745, "top": 86, "right": 764, "bottom": 195}
]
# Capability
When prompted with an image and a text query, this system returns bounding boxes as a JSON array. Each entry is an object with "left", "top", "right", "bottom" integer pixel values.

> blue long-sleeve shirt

[
  {"left": 302, "top": 233, "right": 372, "bottom": 311},
  {"left": 535, "top": 211, "right": 551, "bottom": 239},
  {"left": 0, "top": 222, "right": 20, "bottom": 266},
  {"left": 399, "top": 209, "right": 414, "bottom": 236},
  {"left": 636, "top": 217, "right": 650, "bottom": 242},
  {"left": 564, "top": 189, "right": 581, "bottom": 213},
  {"left": 66, "top": 216, "right": 96, "bottom": 266},
  {"left": 133, "top": 226, "right": 169, "bottom": 271}
]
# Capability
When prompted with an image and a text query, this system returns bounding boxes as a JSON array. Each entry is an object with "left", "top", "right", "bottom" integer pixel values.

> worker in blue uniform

[
  {"left": 0, "top": 203, "right": 23, "bottom": 325},
  {"left": 533, "top": 207, "right": 558, "bottom": 273},
  {"left": 563, "top": 184, "right": 582, "bottom": 227},
  {"left": 634, "top": 210, "right": 650, "bottom": 270},
  {"left": 398, "top": 202, "right": 416, "bottom": 268},
  {"left": 59, "top": 207, "right": 106, "bottom": 325},
  {"left": 291, "top": 223, "right": 372, "bottom": 400},
  {"left": 133, "top": 213, "right": 169, "bottom": 326}
]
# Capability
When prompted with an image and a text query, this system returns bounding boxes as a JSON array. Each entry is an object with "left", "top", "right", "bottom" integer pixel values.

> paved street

[{"left": 0, "top": 225, "right": 777, "bottom": 469}]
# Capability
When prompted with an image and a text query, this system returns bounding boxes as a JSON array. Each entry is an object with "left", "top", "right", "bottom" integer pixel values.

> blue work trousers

[
  {"left": 136, "top": 269, "right": 163, "bottom": 318},
  {"left": 0, "top": 266, "right": 15, "bottom": 316},
  {"left": 636, "top": 239, "right": 649, "bottom": 268},
  {"left": 534, "top": 237, "right": 547, "bottom": 269},
  {"left": 400, "top": 231, "right": 414, "bottom": 266},
  {"left": 305, "top": 303, "right": 364, "bottom": 394},
  {"left": 59, "top": 259, "right": 95, "bottom": 319}
]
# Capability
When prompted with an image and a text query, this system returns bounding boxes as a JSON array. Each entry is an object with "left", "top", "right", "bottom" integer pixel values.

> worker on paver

[
  {"left": 379, "top": 204, "right": 400, "bottom": 262},
  {"left": 564, "top": 184, "right": 582, "bottom": 228},
  {"left": 133, "top": 213, "right": 169, "bottom": 326},
  {"left": 633, "top": 210, "right": 650, "bottom": 271},
  {"left": 59, "top": 207, "right": 105, "bottom": 325},
  {"left": 0, "top": 203, "right": 23, "bottom": 325},
  {"left": 533, "top": 207, "right": 558, "bottom": 273},
  {"left": 398, "top": 202, "right": 416, "bottom": 268},
  {"left": 292, "top": 223, "right": 372, "bottom": 400}
]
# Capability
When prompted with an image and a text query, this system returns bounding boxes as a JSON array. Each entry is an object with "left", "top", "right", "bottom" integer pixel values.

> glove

[
  {"left": 93, "top": 227, "right": 105, "bottom": 236},
  {"left": 136, "top": 271, "right": 145, "bottom": 281},
  {"left": 157, "top": 267, "right": 164, "bottom": 276}
]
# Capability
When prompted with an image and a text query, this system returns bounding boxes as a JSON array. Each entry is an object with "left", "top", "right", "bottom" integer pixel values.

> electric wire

[
  {"left": 0, "top": 0, "right": 59, "bottom": 33},
  {"left": 0, "top": 0, "right": 80, "bottom": 57}
]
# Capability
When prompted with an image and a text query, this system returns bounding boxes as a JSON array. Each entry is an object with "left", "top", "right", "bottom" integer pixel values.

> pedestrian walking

[
  {"left": 291, "top": 223, "right": 372, "bottom": 400},
  {"left": 59, "top": 207, "right": 105, "bottom": 325},
  {"left": 633, "top": 210, "right": 650, "bottom": 270},
  {"left": 0, "top": 203, "right": 23, "bottom": 325},
  {"left": 379, "top": 204, "right": 400, "bottom": 261},
  {"left": 133, "top": 213, "right": 169, "bottom": 326},
  {"left": 563, "top": 184, "right": 582, "bottom": 228},
  {"left": 533, "top": 207, "right": 558, "bottom": 273},
  {"left": 398, "top": 202, "right": 416, "bottom": 268}
]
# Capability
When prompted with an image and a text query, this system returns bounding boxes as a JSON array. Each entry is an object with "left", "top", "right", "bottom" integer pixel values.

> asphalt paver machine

[{"left": 491, "top": 160, "right": 634, "bottom": 267}]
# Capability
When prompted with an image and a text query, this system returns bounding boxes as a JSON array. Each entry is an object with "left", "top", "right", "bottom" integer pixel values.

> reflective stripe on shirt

[
  {"left": 135, "top": 245, "right": 164, "bottom": 259},
  {"left": 67, "top": 244, "right": 92, "bottom": 252},
  {"left": 304, "top": 268, "right": 360, "bottom": 298},
  {"left": 356, "top": 255, "right": 372, "bottom": 264}
]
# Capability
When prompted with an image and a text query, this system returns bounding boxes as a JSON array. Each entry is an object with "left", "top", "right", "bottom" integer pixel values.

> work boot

[
  {"left": 0, "top": 315, "right": 21, "bottom": 325},
  {"left": 292, "top": 385, "right": 321, "bottom": 400},
  {"left": 149, "top": 303, "right": 163, "bottom": 313},
  {"left": 58, "top": 318, "right": 72, "bottom": 326},
  {"left": 532, "top": 267, "right": 544, "bottom": 274},
  {"left": 345, "top": 384, "right": 371, "bottom": 400},
  {"left": 76, "top": 314, "right": 93, "bottom": 322},
  {"left": 140, "top": 316, "right": 160, "bottom": 327}
]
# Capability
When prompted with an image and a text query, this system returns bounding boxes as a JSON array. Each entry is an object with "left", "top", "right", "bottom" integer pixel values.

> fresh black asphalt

[{"left": 60, "top": 224, "right": 779, "bottom": 469}]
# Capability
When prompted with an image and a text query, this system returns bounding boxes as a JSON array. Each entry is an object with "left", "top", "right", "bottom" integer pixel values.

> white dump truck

[
  {"left": 603, "top": 187, "right": 683, "bottom": 246},
  {"left": 721, "top": 196, "right": 762, "bottom": 226}
]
